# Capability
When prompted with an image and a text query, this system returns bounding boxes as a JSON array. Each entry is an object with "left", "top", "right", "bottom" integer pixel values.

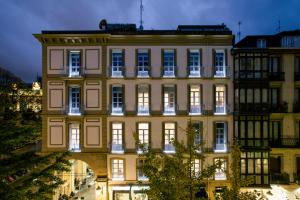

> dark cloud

[{"left": 0, "top": 0, "right": 299, "bottom": 82}]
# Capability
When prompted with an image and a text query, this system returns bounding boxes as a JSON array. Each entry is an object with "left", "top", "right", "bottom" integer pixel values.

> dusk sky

[{"left": 0, "top": 0, "right": 299, "bottom": 82}]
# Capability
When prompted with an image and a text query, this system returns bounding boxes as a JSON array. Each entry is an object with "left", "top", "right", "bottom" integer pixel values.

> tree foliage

[
  {"left": 135, "top": 121, "right": 220, "bottom": 200},
  {"left": 0, "top": 109, "right": 71, "bottom": 199}
]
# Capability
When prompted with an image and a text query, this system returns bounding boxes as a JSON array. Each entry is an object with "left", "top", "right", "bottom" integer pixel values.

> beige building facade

[{"left": 34, "top": 22, "right": 234, "bottom": 199}]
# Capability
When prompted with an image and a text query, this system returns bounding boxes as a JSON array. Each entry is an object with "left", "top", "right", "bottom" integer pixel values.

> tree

[
  {"left": 0, "top": 110, "right": 71, "bottom": 200},
  {"left": 135, "top": 121, "right": 220, "bottom": 200},
  {"left": 214, "top": 142, "right": 266, "bottom": 200}
]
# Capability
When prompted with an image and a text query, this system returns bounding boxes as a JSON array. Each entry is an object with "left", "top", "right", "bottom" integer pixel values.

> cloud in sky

[{"left": 0, "top": 0, "right": 299, "bottom": 82}]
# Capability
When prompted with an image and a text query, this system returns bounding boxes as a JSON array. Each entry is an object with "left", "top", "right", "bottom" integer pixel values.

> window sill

[
  {"left": 163, "top": 150, "right": 176, "bottom": 154},
  {"left": 163, "top": 112, "right": 176, "bottom": 116},
  {"left": 111, "top": 112, "right": 124, "bottom": 116},
  {"left": 188, "top": 75, "right": 201, "bottom": 78},
  {"left": 68, "top": 112, "right": 81, "bottom": 116},
  {"left": 214, "top": 149, "right": 227, "bottom": 153},
  {"left": 163, "top": 75, "right": 176, "bottom": 78},
  {"left": 111, "top": 75, "right": 124, "bottom": 78},
  {"left": 137, "top": 112, "right": 150, "bottom": 116},
  {"left": 137, "top": 75, "right": 150, "bottom": 78},
  {"left": 189, "top": 112, "right": 202, "bottom": 116},
  {"left": 138, "top": 177, "right": 149, "bottom": 181},
  {"left": 214, "top": 176, "right": 227, "bottom": 181},
  {"left": 112, "top": 178, "right": 125, "bottom": 181},
  {"left": 70, "top": 149, "right": 81, "bottom": 152},
  {"left": 214, "top": 112, "right": 227, "bottom": 115},
  {"left": 111, "top": 150, "right": 124, "bottom": 154}
]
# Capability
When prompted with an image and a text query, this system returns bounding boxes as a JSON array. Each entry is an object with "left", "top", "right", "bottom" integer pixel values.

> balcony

[
  {"left": 236, "top": 103, "right": 269, "bottom": 114},
  {"left": 188, "top": 67, "right": 201, "bottom": 78},
  {"left": 110, "top": 104, "right": 125, "bottom": 116},
  {"left": 137, "top": 70, "right": 149, "bottom": 78},
  {"left": 238, "top": 139, "right": 269, "bottom": 148},
  {"left": 111, "top": 143, "right": 124, "bottom": 154},
  {"left": 269, "top": 102, "right": 288, "bottom": 113},
  {"left": 295, "top": 72, "right": 300, "bottom": 81},
  {"left": 269, "top": 138, "right": 300, "bottom": 148},
  {"left": 68, "top": 67, "right": 84, "bottom": 78},
  {"left": 163, "top": 68, "right": 176, "bottom": 78},
  {"left": 269, "top": 72, "right": 285, "bottom": 81},
  {"left": 111, "top": 70, "right": 123, "bottom": 78},
  {"left": 214, "top": 143, "right": 228, "bottom": 153},
  {"left": 66, "top": 105, "right": 84, "bottom": 116},
  {"left": 189, "top": 105, "right": 201, "bottom": 115},
  {"left": 164, "top": 144, "right": 175, "bottom": 153},
  {"left": 270, "top": 173, "right": 290, "bottom": 184},
  {"left": 234, "top": 71, "right": 268, "bottom": 81},
  {"left": 163, "top": 105, "right": 176, "bottom": 115},
  {"left": 137, "top": 105, "right": 150, "bottom": 116}
]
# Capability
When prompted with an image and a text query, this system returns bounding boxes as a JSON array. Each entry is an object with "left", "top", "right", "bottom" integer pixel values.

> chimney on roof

[{"left": 99, "top": 19, "right": 107, "bottom": 30}]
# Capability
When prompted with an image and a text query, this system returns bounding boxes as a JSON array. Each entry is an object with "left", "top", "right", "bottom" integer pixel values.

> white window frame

[
  {"left": 111, "top": 123, "right": 124, "bottom": 153},
  {"left": 111, "top": 49, "right": 123, "bottom": 77},
  {"left": 214, "top": 50, "right": 226, "bottom": 77},
  {"left": 69, "top": 51, "right": 81, "bottom": 77},
  {"left": 111, "top": 85, "right": 123, "bottom": 115},
  {"left": 69, "top": 86, "right": 81, "bottom": 115},
  {"left": 214, "top": 122, "right": 227, "bottom": 153},
  {"left": 188, "top": 49, "right": 201, "bottom": 77},
  {"left": 214, "top": 158, "right": 227, "bottom": 180},
  {"left": 137, "top": 49, "right": 149, "bottom": 77},
  {"left": 163, "top": 85, "right": 176, "bottom": 115},
  {"left": 69, "top": 123, "right": 80, "bottom": 152},
  {"left": 164, "top": 122, "right": 176, "bottom": 153},
  {"left": 215, "top": 85, "right": 226, "bottom": 115},
  {"left": 137, "top": 85, "right": 150, "bottom": 115},
  {"left": 112, "top": 159, "right": 124, "bottom": 181},
  {"left": 163, "top": 50, "right": 175, "bottom": 77},
  {"left": 189, "top": 85, "right": 201, "bottom": 115}
]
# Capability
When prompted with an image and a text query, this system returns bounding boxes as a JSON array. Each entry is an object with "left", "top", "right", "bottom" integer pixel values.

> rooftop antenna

[
  {"left": 277, "top": 20, "right": 281, "bottom": 33},
  {"left": 139, "top": 0, "right": 144, "bottom": 30},
  {"left": 237, "top": 21, "right": 242, "bottom": 41}
]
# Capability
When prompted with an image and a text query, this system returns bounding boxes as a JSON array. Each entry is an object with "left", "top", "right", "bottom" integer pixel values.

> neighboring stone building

[
  {"left": 34, "top": 21, "right": 234, "bottom": 199},
  {"left": 233, "top": 30, "right": 300, "bottom": 198}
]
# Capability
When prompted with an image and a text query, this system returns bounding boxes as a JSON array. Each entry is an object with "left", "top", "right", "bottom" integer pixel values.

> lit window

[
  {"left": 137, "top": 49, "right": 149, "bottom": 77},
  {"left": 214, "top": 158, "right": 226, "bottom": 180},
  {"left": 137, "top": 85, "right": 150, "bottom": 115},
  {"left": 111, "top": 85, "right": 123, "bottom": 115},
  {"left": 164, "top": 122, "right": 176, "bottom": 153},
  {"left": 189, "top": 85, "right": 201, "bottom": 115},
  {"left": 69, "top": 124, "right": 80, "bottom": 152},
  {"left": 163, "top": 85, "right": 176, "bottom": 115},
  {"left": 69, "top": 51, "right": 81, "bottom": 77},
  {"left": 188, "top": 49, "right": 201, "bottom": 77},
  {"left": 112, "top": 159, "right": 124, "bottom": 180},
  {"left": 137, "top": 123, "right": 149, "bottom": 152},
  {"left": 69, "top": 87, "right": 80, "bottom": 115},
  {"left": 163, "top": 50, "right": 175, "bottom": 77},
  {"left": 192, "top": 159, "right": 201, "bottom": 177},
  {"left": 214, "top": 50, "right": 226, "bottom": 77},
  {"left": 111, "top": 123, "right": 123, "bottom": 153},
  {"left": 214, "top": 122, "right": 227, "bottom": 153},
  {"left": 215, "top": 86, "right": 226, "bottom": 114},
  {"left": 111, "top": 49, "right": 124, "bottom": 77}
]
